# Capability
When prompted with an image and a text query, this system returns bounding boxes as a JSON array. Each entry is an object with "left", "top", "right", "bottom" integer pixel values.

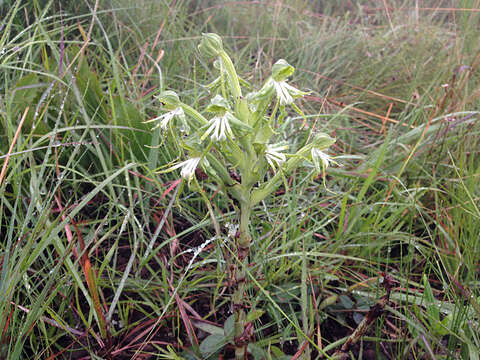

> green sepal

[
  {"left": 205, "top": 95, "right": 229, "bottom": 113},
  {"left": 156, "top": 90, "right": 181, "bottom": 109},
  {"left": 272, "top": 59, "right": 295, "bottom": 81}
]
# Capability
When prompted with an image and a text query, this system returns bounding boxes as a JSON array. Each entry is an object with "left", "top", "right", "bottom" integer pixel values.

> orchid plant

[{"left": 149, "top": 33, "right": 336, "bottom": 359}]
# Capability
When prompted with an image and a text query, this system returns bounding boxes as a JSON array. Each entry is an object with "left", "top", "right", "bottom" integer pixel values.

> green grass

[{"left": 1, "top": 0, "right": 479, "bottom": 359}]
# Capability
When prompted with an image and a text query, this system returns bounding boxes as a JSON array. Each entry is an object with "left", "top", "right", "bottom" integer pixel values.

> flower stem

[{"left": 180, "top": 103, "right": 208, "bottom": 126}]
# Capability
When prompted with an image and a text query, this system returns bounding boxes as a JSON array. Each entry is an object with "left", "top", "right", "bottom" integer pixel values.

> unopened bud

[
  {"left": 272, "top": 59, "right": 295, "bottom": 82},
  {"left": 156, "top": 90, "right": 181, "bottom": 109},
  {"left": 198, "top": 33, "right": 224, "bottom": 58},
  {"left": 205, "top": 94, "right": 229, "bottom": 114}
]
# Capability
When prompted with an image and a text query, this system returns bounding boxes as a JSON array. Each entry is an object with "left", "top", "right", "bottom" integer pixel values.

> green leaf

[
  {"left": 339, "top": 295, "right": 354, "bottom": 309},
  {"left": 249, "top": 79, "right": 274, "bottom": 104},
  {"left": 9, "top": 73, "right": 48, "bottom": 135},
  {"left": 253, "top": 123, "right": 275, "bottom": 145},
  {"left": 199, "top": 334, "right": 226, "bottom": 358},
  {"left": 235, "top": 98, "right": 251, "bottom": 124},
  {"left": 435, "top": 313, "right": 452, "bottom": 336},
  {"left": 223, "top": 315, "right": 235, "bottom": 339},
  {"left": 227, "top": 113, "right": 254, "bottom": 133},
  {"left": 111, "top": 96, "right": 151, "bottom": 162},
  {"left": 11, "top": 73, "right": 39, "bottom": 113},
  {"left": 311, "top": 133, "right": 336, "bottom": 149},
  {"left": 246, "top": 308, "right": 265, "bottom": 322},
  {"left": 192, "top": 321, "right": 223, "bottom": 336},
  {"left": 73, "top": 47, "right": 106, "bottom": 121}
]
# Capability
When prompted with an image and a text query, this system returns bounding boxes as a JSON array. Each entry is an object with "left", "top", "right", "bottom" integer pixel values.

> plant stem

[
  {"left": 233, "top": 199, "right": 252, "bottom": 359},
  {"left": 238, "top": 200, "right": 252, "bottom": 248}
]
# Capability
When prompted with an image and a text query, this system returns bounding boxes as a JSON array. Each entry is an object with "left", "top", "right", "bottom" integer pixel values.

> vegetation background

[{"left": 0, "top": 0, "right": 479, "bottom": 359}]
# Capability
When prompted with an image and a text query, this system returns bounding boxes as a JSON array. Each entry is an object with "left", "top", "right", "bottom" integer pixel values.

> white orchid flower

[
  {"left": 265, "top": 144, "right": 288, "bottom": 170},
  {"left": 273, "top": 80, "right": 306, "bottom": 105},
  {"left": 311, "top": 148, "right": 333, "bottom": 173},
  {"left": 168, "top": 157, "right": 202, "bottom": 181},
  {"left": 203, "top": 112, "right": 234, "bottom": 142},
  {"left": 144, "top": 107, "right": 185, "bottom": 131}
]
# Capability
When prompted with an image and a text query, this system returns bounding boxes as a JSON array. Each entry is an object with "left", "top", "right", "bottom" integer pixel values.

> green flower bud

[
  {"left": 311, "top": 133, "right": 336, "bottom": 149},
  {"left": 156, "top": 90, "right": 181, "bottom": 109},
  {"left": 296, "top": 133, "right": 335, "bottom": 159},
  {"left": 272, "top": 59, "right": 295, "bottom": 82},
  {"left": 205, "top": 94, "right": 230, "bottom": 114},
  {"left": 198, "top": 33, "right": 224, "bottom": 58}
]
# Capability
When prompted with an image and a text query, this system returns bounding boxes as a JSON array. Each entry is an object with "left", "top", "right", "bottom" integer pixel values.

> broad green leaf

[
  {"left": 199, "top": 334, "right": 226, "bottom": 358},
  {"left": 223, "top": 315, "right": 235, "bottom": 339},
  {"left": 192, "top": 321, "right": 223, "bottom": 336},
  {"left": 339, "top": 295, "right": 354, "bottom": 309}
]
